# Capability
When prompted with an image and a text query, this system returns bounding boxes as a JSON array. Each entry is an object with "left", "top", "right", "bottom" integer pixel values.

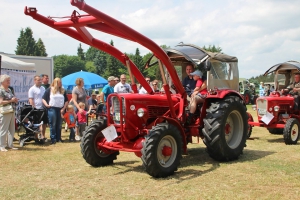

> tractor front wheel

[
  {"left": 141, "top": 123, "right": 182, "bottom": 178},
  {"left": 202, "top": 96, "right": 248, "bottom": 161},
  {"left": 81, "top": 119, "right": 119, "bottom": 166},
  {"left": 244, "top": 92, "right": 251, "bottom": 105},
  {"left": 283, "top": 118, "right": 300, "bottom": 145}
]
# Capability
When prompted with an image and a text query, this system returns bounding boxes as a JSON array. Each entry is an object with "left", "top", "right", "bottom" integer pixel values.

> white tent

[
  {"left": 0, "top": 54, "right": 35, "bottom": 70},
  {"left": 0, "top": 54, "right": 36, "bottom": 102}
]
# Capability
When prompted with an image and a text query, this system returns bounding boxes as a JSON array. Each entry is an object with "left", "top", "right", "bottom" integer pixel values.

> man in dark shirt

[
  {"left": 182, "top": 64, "right": 197, "bottom": 95},
  {"left": 87, "top": 92, "right": 97, "bottom": 112},
  {"left": 40, "top": 74, "right": 50, "bottom": 90},
  {"left": 282, "top": 73, "right": 300, "bottom": 109}
]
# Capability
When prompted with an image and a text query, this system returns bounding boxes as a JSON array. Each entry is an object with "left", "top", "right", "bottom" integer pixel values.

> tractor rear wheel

[
  {"left": 283, "top": 118, "right": 300, "bottom": 145},
  {"left": 81, "top": 119, "right": 119, "bottom": 166},
  {"left": 141, "top": 123, "right": 182, "bottom": 178},
  {"left": 202, "top": 96, "right": 248, "bottom": 161}
]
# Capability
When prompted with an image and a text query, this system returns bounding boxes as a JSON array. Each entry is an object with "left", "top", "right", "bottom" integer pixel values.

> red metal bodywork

[
  {"left": 248, "top": 92, "right": 300, "bottom": 129},
  {"left": 24, "top": 1, "right": 188, "bottom": 154},
  {"left": 24, "top": 1, "right": 242, "bottom": 156}
]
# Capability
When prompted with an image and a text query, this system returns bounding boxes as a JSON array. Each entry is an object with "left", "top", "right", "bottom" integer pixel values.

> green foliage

[
  {"left": 53, "top": 55, "right": 85, "bottom": 78},
  {"left": 202, "top": 45, "right": 222, "bottom": 53},
  {"left": 86, "top": 46, "right": 100, "bottom": 61},
  {"left": 133, "top": 48, "right": 144, "bottom": 74},
  {"left": 85, "top": 61, "right": 96, "bottom": 73},
  {"left": 94, "top": 50, "right": 107, "bottom": 76},
  {"left": 77, "top": 43, "right": 85, "bottom": 60},
  {"left": 249, "top": 73, "right": 275, "bottom": 85},
  {"left": 15, "top": 27, "right": 48, "bottom": 56},
  {"left": 35, "top": 38, "right": 48, "bottom": 56}
]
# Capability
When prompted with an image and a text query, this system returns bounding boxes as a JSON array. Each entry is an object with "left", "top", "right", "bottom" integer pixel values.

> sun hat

[{"left": 190, "top": 70, "right": 203, "bottom": 78}]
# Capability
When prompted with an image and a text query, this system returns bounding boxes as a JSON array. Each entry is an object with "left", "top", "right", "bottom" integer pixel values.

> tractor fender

[
  {"left": 207, "top": 91, "right": 245, "bottom": 105},
  {"left": 247, "top": 112, "right": 254, "bottom": 122},
  {"left": 154, "top": 116, "right": 187, "bottom": 154}
]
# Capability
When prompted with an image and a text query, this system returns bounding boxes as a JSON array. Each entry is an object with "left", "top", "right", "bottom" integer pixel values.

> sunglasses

[
  {"left": 153, "top": 84, "right": 157, "bottom": 86},
  {"left": 115, "top": 80, "right": 119, "bottom": 81},
  {"left": 146, "top": 80, "right": 150, "bottom": 82}
]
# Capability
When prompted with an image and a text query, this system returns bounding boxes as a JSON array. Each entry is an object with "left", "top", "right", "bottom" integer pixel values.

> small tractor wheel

[
  {"left": 247, "top": 125, "right": 253, "bottom": 139},
  {"left": 244, "top": 91, "right": 251, "bottom": 105},
  {"left": 267, "top": 128, "right": 283, "bottom": 135},
  {"left": 283, "top": 118, "right": 300, "bottom": 145},
  {"left": 247, "top": 113, "right": 253, "bottom": 138},
  {"left": 81, "top": 119, "right": 119, "bottom": 166},
  {"left": 202, "top": 96, "right": 248, "bottom": 161},
  {"left": 141, "top": 123, "right": 182, "bottom": 178}
]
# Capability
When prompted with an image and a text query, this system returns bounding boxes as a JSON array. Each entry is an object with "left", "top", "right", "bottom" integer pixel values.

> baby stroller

[{"left": 16, "top": 105, "right": 45, "bottom": 147}]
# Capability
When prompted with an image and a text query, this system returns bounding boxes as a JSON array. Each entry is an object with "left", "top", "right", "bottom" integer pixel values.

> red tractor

[
  {"left": 248, "top": 61, "right": 300, "bottom": 144},
  {"left": 25, "top": 0, "right": 248, "bottom": 177}
]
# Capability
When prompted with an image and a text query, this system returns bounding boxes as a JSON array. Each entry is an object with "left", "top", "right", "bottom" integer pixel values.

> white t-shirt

[
  {"left": 114, "top": 82, "right": 132, "bottom": 93},
  {"left": 139, "top": 87, "right": 147, "bottom": 94},
  {"left": 28, "top": 85, "right": 45, "bottom": 109},
  {"left": 49, "top": 92, "right": 65, "bottom": 108}
]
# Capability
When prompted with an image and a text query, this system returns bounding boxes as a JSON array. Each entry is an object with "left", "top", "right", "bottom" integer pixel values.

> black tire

[
  {"left": 267, "top": 128, "right": 283, "bottom": 135},
  {"left": 141, "top": 123, "right": 182, "bottom": 178},
  {"left": 202, "top": 96, "right": 248, "bottom": 161},
  {"left": 283, "top": 118, "right": 299, "bottom": 145},
  {"left": 247, "top": 125, "right": 253, "bottom": 138},
  {"left": 81, "top": 119, "right": 119, "bottom": 166},
  {"left": 251, "top": 95, "right": 258, "bottom": 105},
  {"left": 244, "top": 91, "right": 251, "bottom": 105}
]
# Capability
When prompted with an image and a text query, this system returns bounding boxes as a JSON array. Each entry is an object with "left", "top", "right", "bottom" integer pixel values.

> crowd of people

[
  {"left": 0, "top": 66, "right": 209, "bottom": 151},
  {"left": 0, "top": 72, "right": 165, "bottom": 150},
  {"left": 259, "top": 82, "right": 275, "bottom": 97}
]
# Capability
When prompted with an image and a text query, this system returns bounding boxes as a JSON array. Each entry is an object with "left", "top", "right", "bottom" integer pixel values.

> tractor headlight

[
  {"left": 274, "top": 106, "right": 280, "bottom": 112},
  {"left": 137, "top": 108, "right": 146, "bottom": 117}
]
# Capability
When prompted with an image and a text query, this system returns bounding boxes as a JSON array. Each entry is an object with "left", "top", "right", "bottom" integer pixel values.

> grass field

[{"left": 0, "top": 105, "right": 300, "bottom": 200}]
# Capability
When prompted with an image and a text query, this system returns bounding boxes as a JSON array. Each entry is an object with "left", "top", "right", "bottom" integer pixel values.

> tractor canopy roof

[
  {"left": 263, "top": 61, "right": 300, "bottom": 75},
  {"left": 145, "top": 43, "right": 238, "bottom": 70},
  {"left": 166, "top": 43, "right": 237, "bottom": 64}
]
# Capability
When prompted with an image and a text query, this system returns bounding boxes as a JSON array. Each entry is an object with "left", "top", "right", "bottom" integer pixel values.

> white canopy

[{"left": 0, "top": 54, "right": 35, "bottom": 71}]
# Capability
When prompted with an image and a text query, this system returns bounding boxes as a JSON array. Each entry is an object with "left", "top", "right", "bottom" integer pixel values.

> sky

[{"left": 1, "top": 0, "right": 300, "bottom": 78}]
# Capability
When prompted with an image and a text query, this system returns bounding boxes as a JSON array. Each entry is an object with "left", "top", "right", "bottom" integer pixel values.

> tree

[
  {"left": 86, "top": 46, "right": 100, "bottom": 62},
  {"left": 15, "top": 27, "right": 36, "bottom": 56},
  {"left": 202, "top": 45, "right": 222, "bottom": 53},
  {"left": 35, "top": 38, "right": 48, "bottom": 56},
  {"left": 85, "top": 61, "right": 97, "bottom": 73},
  {"left": 94, "top": 50, "right": 107, "bottom": 76},
  {"left": 77, "top": 43, "right": 85, "bottom": 60},
  {"left": 103, "top": 40, "right": 123, "bottom": 78},
  {"left": 132, "top": 48, "right": 145, "bottom": 75},
  {"left": 53, "top": 55, "right": 85, "bottom": 78},
  {"left": 15, "top": 27, "right": 48, "bottom": 56}
]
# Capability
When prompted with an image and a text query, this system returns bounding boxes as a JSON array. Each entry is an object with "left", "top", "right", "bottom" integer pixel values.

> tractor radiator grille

[
  {"left": 147, "top": 106, "right": 169, "bottom": 118},
  {"left": 257, "top": 99, "right": 267, "bottom": 117}
]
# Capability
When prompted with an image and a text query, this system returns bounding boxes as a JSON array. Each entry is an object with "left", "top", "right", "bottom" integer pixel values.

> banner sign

[{"left": 1, "top": 68, "right": 36, "bottom": 102}]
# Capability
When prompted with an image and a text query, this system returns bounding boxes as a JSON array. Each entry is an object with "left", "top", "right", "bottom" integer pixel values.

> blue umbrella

[{"left": 62, "top": 70, "right": 108, "bottom": 90}]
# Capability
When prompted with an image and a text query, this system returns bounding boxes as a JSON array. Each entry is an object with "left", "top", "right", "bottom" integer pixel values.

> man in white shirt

[
  {"left": 114, "top": 74, "right": 133, "bottom": 93},
  {"left": 28, "top": 75, "right": 47, "bottom": 141},
  {"left": 139, "top": 77, "right": 151, "bottom": 94}
]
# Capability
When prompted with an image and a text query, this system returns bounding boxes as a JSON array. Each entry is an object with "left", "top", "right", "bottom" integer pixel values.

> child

[
  {"left": 76, "top": 102, "right": 89, "bottom": 140},
  {"left": 63, "top": 105, "right": 76, "bottom": 142}
]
